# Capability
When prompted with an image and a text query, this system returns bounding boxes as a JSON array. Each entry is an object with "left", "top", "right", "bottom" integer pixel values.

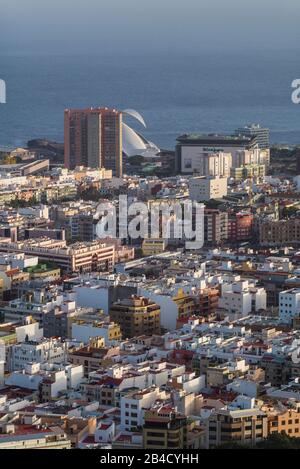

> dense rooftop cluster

[{"left": 1, "top": 133, "right": 300, "bottom": 449}]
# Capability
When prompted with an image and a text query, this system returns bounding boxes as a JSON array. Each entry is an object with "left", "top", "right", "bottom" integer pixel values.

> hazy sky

[{"left": 1, "top": 0, "right": 300, "bottom": 55}]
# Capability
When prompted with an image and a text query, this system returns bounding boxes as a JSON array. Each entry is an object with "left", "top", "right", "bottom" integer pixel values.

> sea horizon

[{"left": 1, "top": 50, "right": 300, "bottom": 150}]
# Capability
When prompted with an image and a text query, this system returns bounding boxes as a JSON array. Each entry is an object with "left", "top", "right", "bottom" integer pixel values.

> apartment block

[
  {"left": 72, "top": 320, "right": 122, "bottom": 346},
  {"left": 204, "top": 209, "right": 228, "bottom": 244},
  {"left": 64, "top": 107, "right": 122, "bottom": 176},
  {"left": 235, "top": 124, "right": 270, "bottom": 149},
  {"left": 230, "top": 164, "right": 266, "bottom": 180},
  {"left": 143, "top": 405, "right": 188, "bottom": 449},
  {"left": 279, "top": 288, "right": 300, "bottom": 324},
  {"left": 142, "top": 238, "right": 166, "bottom": 256},
  {"left": 109, "top": 296, "right": 161, "bottom": 339},
  {"left": 260, "top": 219, "right": 300, "bottom": 246},
  {"left": 0, "top": 238, "right": 115, "bottom": 273},
  {"left": 207, "top": 408, "right": 268, "bottom": 448},
  {"left": 228, "top": 212, "right": 253, "bottom": 242},
  {"left": 268, "top": 405, "right": 300, "bottom": 438},
  {"left": 189, "top": 176, "right": 227, "bottom": 202},
  {"left": 138, "top": 286, "right": 197, "bottom": 331},
  {"left": 121, "top": 387, "right": 165, "bottom": 431}
]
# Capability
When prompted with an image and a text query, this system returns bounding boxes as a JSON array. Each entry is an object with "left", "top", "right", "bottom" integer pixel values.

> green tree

[{"left": 256, "top": 433, "right": 300, "bottom": 449}]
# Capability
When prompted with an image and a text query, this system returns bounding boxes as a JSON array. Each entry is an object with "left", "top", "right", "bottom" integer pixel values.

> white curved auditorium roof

[{"left": 122, "top": 109, "right": 159, "bottom": 158}]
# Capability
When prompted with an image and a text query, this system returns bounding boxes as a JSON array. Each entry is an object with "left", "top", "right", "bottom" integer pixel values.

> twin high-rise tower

[{"left": 64, "top": 107, "right": 123, "bottom": 177}]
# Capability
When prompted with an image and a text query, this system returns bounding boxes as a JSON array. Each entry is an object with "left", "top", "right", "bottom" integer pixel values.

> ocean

[{"left": 0, "top": 51, "right": 300, "bottom": 150}]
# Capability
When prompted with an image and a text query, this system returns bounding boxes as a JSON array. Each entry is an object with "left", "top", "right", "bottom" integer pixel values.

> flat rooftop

[{"left": 176, "top": 133, "right": 257, "bottom": 145}]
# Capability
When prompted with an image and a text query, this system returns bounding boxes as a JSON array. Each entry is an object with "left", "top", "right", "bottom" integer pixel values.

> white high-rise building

[
  {"left": 235, "top": 124, "right": 270, "bottom": 149},
  {"left": 205, "top": 152, "right": 232, "bottom": 177}
]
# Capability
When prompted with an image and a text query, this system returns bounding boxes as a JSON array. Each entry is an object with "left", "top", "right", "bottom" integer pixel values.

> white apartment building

[
  {"left": 250, "top": 286, "right": 267, "bottom": 312},
  {"left": 279, "top": 288, "right": 300, "bottom": 324},
  {"left": 5, "top": 363, "right": 44, "bottom": 390},
  {"left": 8, "top": 338, "right": 66, "bottom": 372},
  {"left": 15, "top": 320, "right": 43, "bottom": 343},
  {"left": 204, "top": 152, "right": 232, "bottom": 177},
  {"left": 72, "top": 321, "right": 121, "bottom": 347},
  {"left": 2, "top": 290, "right": 64, "bottom": 323},
  {"left": 218, "top": 280, "right": 266, "bottom": 319},
  {"left": 5, "top": 362, "right": 83, "bottom": 394},
  {"left": 64, "top": 363, "right": 84, "bottom": 389},
  {"left": 121, "top": 387, "right": 166, "bottom": 431},
  {"left": 18, "top": 204, "right": 49, "bottom": 220},
  {"left": 189, "top": 176, "right": 227, "bottom": 202},
  {"left": 227, "top": 378, "right": 259, "bottom": 398},
  {"left": 94, "top": 421, "right": 115, "bottom": 444},
  {"left": 177, "top": 139, "right": 269, "bottom": 174},
  {"left": 138, "top": 284, "right": 195, "bottom": 331},
  {"left": 74, "top": 283, "right": 111, "bottom": 313},
  {"left": 234, "top": 149, "right": 270, "bottom": 167},
  {"left": 182, "top": 151, "right": 232, "bottom": 177}
]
